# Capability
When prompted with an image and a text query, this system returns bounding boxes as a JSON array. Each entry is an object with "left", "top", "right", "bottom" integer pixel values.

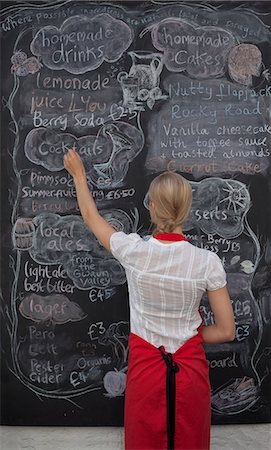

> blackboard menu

[{"left": 1, "top": 0, "right": 271, "bottom": 426}]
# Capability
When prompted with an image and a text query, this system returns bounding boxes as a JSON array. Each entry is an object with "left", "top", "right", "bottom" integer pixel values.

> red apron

[{"left": 124, "top": 329, "right": 211, "bottom": 450}]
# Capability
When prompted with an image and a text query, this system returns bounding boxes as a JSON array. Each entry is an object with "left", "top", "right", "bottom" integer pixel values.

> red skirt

[{"left": 124, "top": 329, "right": 211, "bottom": 450}]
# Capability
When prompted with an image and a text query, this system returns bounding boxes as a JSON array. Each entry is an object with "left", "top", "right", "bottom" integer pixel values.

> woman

[{"left": 64, "top": 149, "right": 236, "bottom": 450}]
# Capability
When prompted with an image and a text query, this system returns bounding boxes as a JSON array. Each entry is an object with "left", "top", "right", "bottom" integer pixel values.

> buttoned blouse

[{"left": 110, "top": 232, "right": 227, "bottom": 353}]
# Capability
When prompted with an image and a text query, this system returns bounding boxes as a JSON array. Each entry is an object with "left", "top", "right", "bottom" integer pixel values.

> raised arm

[
  {"left": 64, "top": 149, "right": 116, "bottom": 252},
  {"left": 201, "top": 286, "right": 236, "bottom": 344}
]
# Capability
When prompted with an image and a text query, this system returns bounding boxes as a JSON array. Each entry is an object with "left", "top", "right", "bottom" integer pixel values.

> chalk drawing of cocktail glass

[
  {"left": 93, "top": 125, "right": 133, "bottom": 187},
  {"left": 128, "top": 51, "right": 164, "bottom": 90}
]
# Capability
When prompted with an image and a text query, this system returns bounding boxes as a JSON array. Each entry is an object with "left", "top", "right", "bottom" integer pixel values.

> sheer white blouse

[{"left": 110, "top": 232, "right": 227, "bottom": 353}]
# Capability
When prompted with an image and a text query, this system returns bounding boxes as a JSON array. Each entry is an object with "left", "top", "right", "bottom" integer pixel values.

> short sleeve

[
  {"left": 110, "top": 231, "right": 142, "bottom": 266},
  {"left": 206, "top": 252, "right": 227, "bottom": 291}
]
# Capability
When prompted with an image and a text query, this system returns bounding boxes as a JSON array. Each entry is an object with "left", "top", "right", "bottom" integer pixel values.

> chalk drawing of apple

[{"left": 103, "top": 368, "right": 127, "bottom": 397}]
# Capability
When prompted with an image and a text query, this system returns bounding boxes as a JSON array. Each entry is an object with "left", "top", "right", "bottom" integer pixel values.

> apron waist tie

[{"left": 158, "top": 347, "right": 180, "bottom": 450}]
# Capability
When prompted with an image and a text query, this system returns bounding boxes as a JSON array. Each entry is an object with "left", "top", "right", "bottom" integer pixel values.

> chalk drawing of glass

[
  {"left": 120, "top": 76, "right": 139, "bottom": 106},
  {"left": 128, "top": 51, "right": 164, "bottom": 90}
]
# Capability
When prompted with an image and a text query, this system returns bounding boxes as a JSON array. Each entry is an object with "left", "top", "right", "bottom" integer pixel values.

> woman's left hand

[{"left": 64, "top": 148, "right": 86, "bottom": 179}]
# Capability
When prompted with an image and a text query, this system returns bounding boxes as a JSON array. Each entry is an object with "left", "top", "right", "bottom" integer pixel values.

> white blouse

[{"left": 110, "top": 232, "right": 227, "bottom": 353}]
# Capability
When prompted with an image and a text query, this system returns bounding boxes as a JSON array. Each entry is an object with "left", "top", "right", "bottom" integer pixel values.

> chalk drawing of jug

[{"left": 128, "top": 51, "right": 164, "bottom": 90}]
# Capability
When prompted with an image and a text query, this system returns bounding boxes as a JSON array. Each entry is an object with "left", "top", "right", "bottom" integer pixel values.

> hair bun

[{"left": 157, "top": 218, "right": 177, "bottom": 233}]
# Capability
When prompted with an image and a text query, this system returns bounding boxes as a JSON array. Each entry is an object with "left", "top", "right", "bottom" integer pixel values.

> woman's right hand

[{"left": 64, "top": 148, "right": 86, "bottom": 179}]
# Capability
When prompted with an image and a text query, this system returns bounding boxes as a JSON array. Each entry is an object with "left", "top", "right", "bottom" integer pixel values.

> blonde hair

[{"left": 148, "top": 172, "right": 192, "bottom": 233}]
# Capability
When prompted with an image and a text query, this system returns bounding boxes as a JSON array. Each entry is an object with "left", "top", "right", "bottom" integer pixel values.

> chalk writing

[
  {"left": 151, "top": 18, "right": 235, "bottom": 78},
  {"left": 31, "top": 14, "right": 133, "bottom": 74},
  {"left": 145, "top": 74, "right": 270, "bottom": 177},
  {"left": 19, "top": 293, "right": 86, "bottom": 323},
  {"left": 1, "top": 0, "right": 270, "bottom": 424},
  {"left": 25, "top": 122, "right": 144, "bottom": 187}
]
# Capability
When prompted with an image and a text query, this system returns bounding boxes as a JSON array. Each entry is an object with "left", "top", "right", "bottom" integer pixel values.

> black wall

[{"left": 1, "top": 0, "right": 271, "bottom": 425}]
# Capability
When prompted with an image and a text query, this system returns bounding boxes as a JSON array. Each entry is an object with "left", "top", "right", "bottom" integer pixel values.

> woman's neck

[
  {"left": 172, "top": 226, "right": 183, "bottom": 234},
  {"left": 153, "top": 227, "right": 185, "bottom": 244},
  {"left": 155, "top": 226, "right": 183, "bottom": 235}
]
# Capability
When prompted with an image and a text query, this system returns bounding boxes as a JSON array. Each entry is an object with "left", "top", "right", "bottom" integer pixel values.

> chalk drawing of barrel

[{"left": 12, "top": 217, "right": 35, "bottom": 250}]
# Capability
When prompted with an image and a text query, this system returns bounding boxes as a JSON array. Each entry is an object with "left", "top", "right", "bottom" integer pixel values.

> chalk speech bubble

[
  {"left": 27, "top": 211, "right": 134, "bottom": 289},
  {"left": 151, "top": 18, "right": 235, "bottom": 78},
  {"left": 30, "top": 213, "right": 96, "bottom": 264},
  {"left": 19, "top": 293, "right": 86, "bottom": 324},
  {"left": 24, "top": 122, "right": 144, "bottom": 188},
  {"left": 185, "top": 178, "right": 251, "bottom": 238},
  {"left": 144, "top": 178, "right": 250, "bottom": 239},
  {"left": 30, "top": 14, "right": 133, "bottom": 74},
  {"left": 24, "top": 128, "right": 96, "bottom": 172}
]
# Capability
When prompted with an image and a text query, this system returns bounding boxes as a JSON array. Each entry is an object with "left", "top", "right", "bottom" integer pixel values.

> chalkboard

[{"left": 1, "top": 0, "right": 271, "bottom": 426}]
